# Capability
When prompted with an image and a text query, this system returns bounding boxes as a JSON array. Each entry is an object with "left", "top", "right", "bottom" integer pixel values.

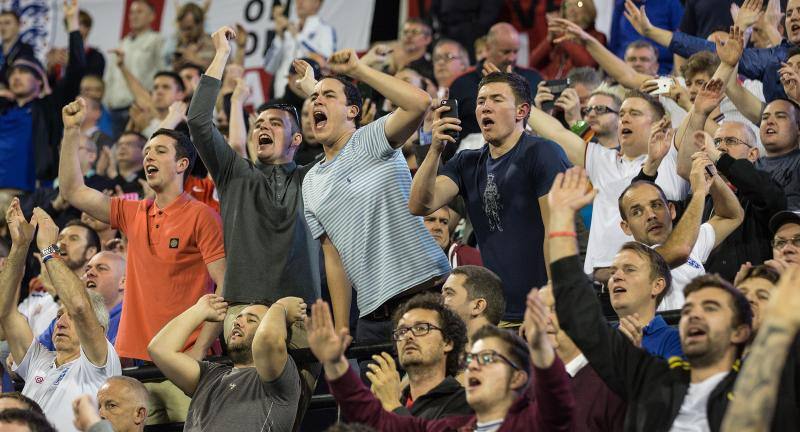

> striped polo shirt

[{"left": 302, "top": 115, "right": 451, "bottom": 316}]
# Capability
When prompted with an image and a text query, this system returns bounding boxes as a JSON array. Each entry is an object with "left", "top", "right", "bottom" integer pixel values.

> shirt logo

[
  {"left": 229, "top": 383, "right": 237, "bottom": 391},
  {"left": 686, "top": 258, "right": 702, "bottom": 269},
  {"left": 34, "top": 376, "right": 44, "bottom": 384},
  {"left": 169, "top": 238, "right": 179, "bottom": 249}
]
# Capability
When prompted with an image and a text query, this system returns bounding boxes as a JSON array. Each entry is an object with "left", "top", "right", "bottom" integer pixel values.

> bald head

[
  {"left": 486, "top": 23, "right": 520, "bottom": 71},
  {"left": 98, "top": 376, "right": 148, "bottom": 432}
]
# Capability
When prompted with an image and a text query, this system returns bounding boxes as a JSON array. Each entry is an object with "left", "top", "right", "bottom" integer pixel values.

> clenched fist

[{"left": 62, "top": 97, "right": 86, "bottom": 128}]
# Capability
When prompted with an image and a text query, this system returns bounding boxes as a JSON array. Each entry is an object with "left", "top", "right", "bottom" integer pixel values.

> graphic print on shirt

[{"left": 483, "top": 173, "right": 503, "bottom": 232}]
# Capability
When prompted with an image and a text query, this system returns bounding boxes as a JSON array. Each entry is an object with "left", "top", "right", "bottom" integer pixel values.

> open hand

[
  {"left": 274, "top": 297, "right": 308, "bottom": 324},
  {"left": 193, "top": 294, "right": 228, "bottom": 322},
  {"left": 547, "top": 166, "right": 597, "bottom": 213},
  {"left": 623, "top": 0, "right": 653, "bottom": 37},
  {"left": 619, "top": 314, "right": 644, "bottom": 347},
  {"left": 715, "top": 26, "right": 745, "bottom": 67},
  {"left": 366, "top": 352, "right": 402, "bottom": 411},
  {"left": 306, "top": 300, "right": 353, "bottom": 364},
  {"left": 5, "top": 198, "right": 34, "bottom": 247},
  {"left": 31, "top": 208, "right": 59, "bottom": 252}
]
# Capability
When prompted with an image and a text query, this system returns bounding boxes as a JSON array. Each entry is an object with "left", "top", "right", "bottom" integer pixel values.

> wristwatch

[{"left": 41, "top": 244, "right": 61, "bottom": 261}]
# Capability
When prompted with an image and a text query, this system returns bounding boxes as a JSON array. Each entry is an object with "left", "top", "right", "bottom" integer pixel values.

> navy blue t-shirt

[{"left": 441, "top": 133, "right": 571, "bottom": 320}]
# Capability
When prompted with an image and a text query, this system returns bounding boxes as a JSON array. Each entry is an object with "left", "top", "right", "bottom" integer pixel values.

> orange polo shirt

[{"left": 110, "top": 192, "right": 225, "bottom": 360}]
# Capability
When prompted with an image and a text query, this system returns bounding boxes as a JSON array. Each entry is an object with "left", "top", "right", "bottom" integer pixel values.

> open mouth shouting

[
  {"left": 684, "top": 325, "right": 707, "bottom": 344},
  {"left": 258, "top": 133, "right": 274, "bottom": 147},
  {"left": 313, "top": 110, "right": 328, "bottom": 131},
  {"left": 86, "top": 280, "right": 97, "bottom": 289},
  {"left": 466, "top": 376, "right": 482, "bottom": 392},
  {"left": 620, "top": 127, "right": 634, "bottom": 139},
  {"left": 480, "top": 117, "right": 495, "bottom": 130},
  {"left": 145, "top": 164, "right": 159, "bottom": 178}
]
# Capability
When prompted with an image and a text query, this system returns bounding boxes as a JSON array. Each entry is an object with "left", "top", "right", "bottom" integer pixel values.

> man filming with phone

[{"left": 409, "top": 72, "right": 571, "bottom": 328}]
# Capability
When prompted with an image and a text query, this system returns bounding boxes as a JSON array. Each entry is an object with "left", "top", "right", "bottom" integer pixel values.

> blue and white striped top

[{"left": 302, "top": 115, "right": 451, "bottom": 316}]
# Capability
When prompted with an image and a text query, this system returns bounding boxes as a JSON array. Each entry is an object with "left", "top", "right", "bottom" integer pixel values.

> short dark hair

[
  {"left": 617, "top": 180, "right": 669, "bottom": 222},
  {"left": 150, "top": 128, "right": 196, "bottom": 179},
  {"left": 765, "top": 98, "right": 800, "bottom": 125},
  {"left": 177, "top": 2, "right": 205, "bottom": 24},
  {"left": 78, "top": 10, "right": 92, "bottom": 28},
  {"left": 684, "top": 274, "right": 753, "bottom": 335},
  {"left": 392, "top": 293, "right": 468, "bottom": 377},
  {"left": 450, "top": 265, "right": 505, "bottom": 325},
  {"left": 0, "top": 393, "right": 43, "bottom": 415},
  {"left": 625, "top": 39, "right": 658, "bottom": 58},
  {"left": 119, "top": 131, "right": 147, "bottom": 147},
  {"left": 404, "top": 17, "right": 432, "bottom": 36},
  {"left": 154, "top": 71, "right": 186, "bottom": 93},
  {"left": 618, "top": 242, "right": 672, "bottom": 307},
  {"left": 261, "top": 102, "right": 302, "bottom": 135},
  {"left": 735, "top": 265, "right": 781, "bottom": 287},
  {"left": 177, "top": 62, "right": 203, "bottom": 77},
  {"left": 471, "top": 325, "right": 531, "bottom": 380},
  {"left": 64, "top": 219, "right": 101, "bottom": 254},
  {"left": 322, "top": 75, "right": 362, "bottom": 127},
  {"left": 0, "top": 10, "right": 20, "bottom": 23},
  {"left": 0, "top": 409, "right": 55, "bottom": 432},
  {"left": 478, "top": 72, "right": 532, "bottom": 123},
  {"left": 624, "top": 89, "right": 666, "bottom": 120},
  {"left": 680, "top": 51, "right": 720, "bottom": 81}
]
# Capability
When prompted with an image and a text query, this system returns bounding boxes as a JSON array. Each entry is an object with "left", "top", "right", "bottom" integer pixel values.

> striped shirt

[{"left": 302, "top": 115, "right": 451, "bottom": 316}]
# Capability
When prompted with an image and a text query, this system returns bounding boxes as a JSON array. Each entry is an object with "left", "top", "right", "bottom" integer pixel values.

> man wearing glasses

[
  {"left": 187, "top": 27, "right": 320, "bottom": 351},
  {"left": 768, "top": 211, "right": 800, "bottom": 269},
  {"left": 306, "top": 290, "right": 574, "bottom": 431},
  {"left": 362, "top": 293, "right": 471, "bottom": 420},
  {"left": 696, "top": 122, "right": 787, "bottom": 281},
  {"left": 529, "top": 90, "right": 689, "bottom": 284}
]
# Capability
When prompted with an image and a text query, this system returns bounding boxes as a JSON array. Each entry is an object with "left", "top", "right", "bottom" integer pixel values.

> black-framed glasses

[
  {"left": 713, "top": 136, "right": 752, "bottom": 148},
  {"left": 461, "top": 349, "right": 521, "bottom": 370},
  {"left": 772, "top": 236, "right": 800, "bottom": 250},
  {"left": 581, "top": 105, "right": 618, "bottom": 116},
  {"left": 392, "top": 322, "right": 442, "bottom": 341},
  {"left": 433, "top": 53, "right": 461, "bottom": 64},
  {"left": 261, "top": 103, "right": 301, "bottom": 128}
]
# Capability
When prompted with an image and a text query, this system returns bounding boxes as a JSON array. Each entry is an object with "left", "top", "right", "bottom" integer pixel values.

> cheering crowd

[{"left": 1, "top": 0, "right": 800, "bottom": 430}]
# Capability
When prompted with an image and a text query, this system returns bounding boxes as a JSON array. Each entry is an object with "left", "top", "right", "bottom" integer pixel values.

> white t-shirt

[
  {"left": 658, "top": 223, "right": 716, "bottom": 311},
  {"left": 17, "top": 292, "right": 59, "bottom": 336},
  {"left": 13, "top": 340, "right": 122, "bottom": 432},
  {"left": 584, "top": 141, "right": 690, "bottom": 273},
  {"left": 669, "top": 371, "right": 729, "bottom": 432}
]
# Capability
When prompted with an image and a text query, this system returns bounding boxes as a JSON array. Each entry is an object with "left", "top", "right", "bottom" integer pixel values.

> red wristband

[{"left": 548, "top": 231, "right": 577, "bottom": 239}]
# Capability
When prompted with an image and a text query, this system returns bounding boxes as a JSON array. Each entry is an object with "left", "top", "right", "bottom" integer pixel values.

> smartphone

[
  {"left": 651, "top": 77, "right": 673, "bottom": 95},
  {"left": 704, "top": 164, "right": 715, "bottom": 178},
  {"left": 541, "top": 79, "right": 570, "bottom": 112},
  {"left": 440, "top": 99, "right": 459, "bottom": 140}
]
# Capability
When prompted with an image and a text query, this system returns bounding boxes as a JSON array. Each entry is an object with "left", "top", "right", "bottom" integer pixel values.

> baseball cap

[{"left": 768, "top": 210, "right": 800, "bottom": 234}]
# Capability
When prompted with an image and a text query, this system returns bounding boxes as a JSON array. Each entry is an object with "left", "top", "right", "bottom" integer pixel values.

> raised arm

[
  {"left": 329, "top": 49, "right": 431, "bottom": 147},
  {"left": 550, "top": 18, "right": 653, "bottom": 90},
  {"left": 695, "top": 152, "right": 744, "bottom": 248},
  {"left": 110, "top": 49, "right": 153, "bottom": 113},
  {"left": 59, "top": 98, "right": 111, "bottom": 223},
  {"left": 548, "top": 167, "right": 665, "bottom": 398},
  {"left": 307, "top": 299, "right": 428, "bottom": 432},
  {"left": 187, "top": 27, "right": 245, "bottom": 183},
  {"left": 253, "top": 297, "right": 306, "bottom": 382},
  {"left": 0, "top": 199, "right": 35, "bottom": 365},
  {"left": 675, "top": 78, "right": 725, "bottom": 179},
  {"left": 186, "top": 258, "right": 226, "bottom": 361},
  {"left": 148, "top": 294, "right": 228, "bottom": 395},
  {"left": 652, "top": 159, "right": 711, "bottom": 267},
  {"left": 32, "top": 208, "right": 108, "bottom": 366},
  {"left": 228, "top": 78, "right": 250, "bottom": 158},
  {"left": 623, "top": 0, "right": 675, "bottom": 48},
  {"left": 408, "top": 105, "right": 460, "bottom": 216},
  {"left": 721, "top": 266, "right": 800, "bottom": 432},
  {"left": 529, "top": 86, "right": 586, "bottom": 167}
]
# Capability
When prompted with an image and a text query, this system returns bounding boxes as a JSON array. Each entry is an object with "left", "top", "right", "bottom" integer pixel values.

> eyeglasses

[
  {"left": 392, "top": 322, "right": 442, "bottom": 341},
  {"left": 402, "top": 28, "right": 429, "bottom": 37},
  {"left": 433, "top": 53, "right": 461, "bottom": 64},
  {"left": 461, "top": 349, "right": 521, "bottom": 370},
  {"left": 713, "top": 136, "right": 752, "bottom": 148},
  {"left": 261, "top": 103, "right": 301, "bottom": 128},
  {"left": 581, "top": 105, "right": 618, "bottom": 116},
  {"left": 772, "top": 236, "right": 800, "bottom": 250}
]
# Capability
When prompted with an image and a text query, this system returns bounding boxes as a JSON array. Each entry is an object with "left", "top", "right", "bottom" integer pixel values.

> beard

[{"left": 227, "top": 333, "right": 255, "bottom": 365}]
